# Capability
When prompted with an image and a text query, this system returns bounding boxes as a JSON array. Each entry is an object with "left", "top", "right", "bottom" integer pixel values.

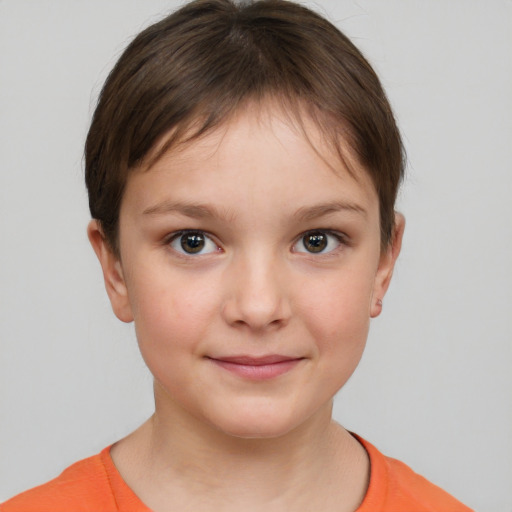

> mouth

[{"left": 206, "top": 355, "right": 304, "bottom": 380}]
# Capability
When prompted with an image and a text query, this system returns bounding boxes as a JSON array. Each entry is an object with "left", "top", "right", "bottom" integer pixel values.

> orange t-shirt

[{"left": 1, "top": 436, "right": 473, "bottom": 512}]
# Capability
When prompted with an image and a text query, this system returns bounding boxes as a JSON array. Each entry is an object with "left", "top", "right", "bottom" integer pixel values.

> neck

[
  {"left": 112, "top": 384, "right": 369, "bottom": 512},
  {"left": 153, "top": 398, "right": 334, "bottom": 490}
]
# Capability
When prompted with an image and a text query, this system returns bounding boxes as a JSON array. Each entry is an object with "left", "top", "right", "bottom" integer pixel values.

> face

[{"left": 89, "top": 104, "right": 403, "bottom": 439}]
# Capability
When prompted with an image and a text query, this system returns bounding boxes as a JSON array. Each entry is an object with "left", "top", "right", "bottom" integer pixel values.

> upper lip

[{"left": 207, "top": 355, "right": 302, "bottom": 366}]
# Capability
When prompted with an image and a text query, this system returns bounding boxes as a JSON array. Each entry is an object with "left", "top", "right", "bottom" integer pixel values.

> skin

[{"left": 88, "top": 102, "right": 404, "bottom": 512}]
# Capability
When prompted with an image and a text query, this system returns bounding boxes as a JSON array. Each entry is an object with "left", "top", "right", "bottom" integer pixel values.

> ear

[
  {"left": 370, "top": 212, "right": 405, "bottom": 318},
  {"left": 87, "top": 220, "right": 134, "bottom": 323}
]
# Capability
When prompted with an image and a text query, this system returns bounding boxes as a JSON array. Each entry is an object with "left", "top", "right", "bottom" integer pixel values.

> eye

[
  {"left": 169, "top": 231, "right": 220, "bottom": 255},
  {"left": 293, "top": 231, "right": 343, "bottom": 254}
]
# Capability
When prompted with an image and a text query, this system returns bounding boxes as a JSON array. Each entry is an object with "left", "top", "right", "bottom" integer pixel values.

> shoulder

[
  {"left": 1, "top": 448, "right": 117, "bottom": 512},
  {"left": 355, "top": 435, "right": 474, "bottom": 512},
  {"left": 383, "top": 455, "right": 474, "bottom": 511}
]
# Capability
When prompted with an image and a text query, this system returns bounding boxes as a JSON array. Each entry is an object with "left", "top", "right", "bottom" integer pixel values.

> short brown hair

[{"left": 85, "top": 0, "right": 405, "bottom": 254}]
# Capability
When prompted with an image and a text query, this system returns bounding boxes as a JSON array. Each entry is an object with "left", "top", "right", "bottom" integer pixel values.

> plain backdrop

[{"left": 1, "top": 1, "right": 511, "bottom": 510}]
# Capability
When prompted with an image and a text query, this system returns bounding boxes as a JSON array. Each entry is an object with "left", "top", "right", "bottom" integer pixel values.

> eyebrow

[
  {"left": 142, "top": 199, "right": 366, "bottom": 222},
  {"left": 293, "top": 201, "right": 367, "bottom": 221},
  {"left": 142, "top": 200, "right": 235, "bottom": 222}
]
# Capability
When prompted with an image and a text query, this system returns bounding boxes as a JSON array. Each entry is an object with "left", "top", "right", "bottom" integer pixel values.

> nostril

[
  {"left": 221, "top": 294, "right": 291, "bottom": 330},
  {"left": 220, "top": 262, "right": 292, "bottom": 329}
]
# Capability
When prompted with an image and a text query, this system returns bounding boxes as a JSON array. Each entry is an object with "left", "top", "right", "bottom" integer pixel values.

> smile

[{"left": 206, "top": 355, "right": 304, "bottom": 381}]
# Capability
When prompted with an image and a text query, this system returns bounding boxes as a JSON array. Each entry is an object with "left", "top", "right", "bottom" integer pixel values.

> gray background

[{"left": 1, "top": 1, "right": 511, "bottom": 510}]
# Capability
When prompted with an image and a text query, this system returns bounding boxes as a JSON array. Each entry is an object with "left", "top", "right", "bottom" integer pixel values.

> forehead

[
  {"left": 142, "top": 99, "right": 366, "bottom": 177},
  {"left": 122, "top": 103, "right": 379, "bottom": 220}
]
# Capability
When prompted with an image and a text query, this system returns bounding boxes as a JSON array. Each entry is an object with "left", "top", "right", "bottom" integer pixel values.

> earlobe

[
  {"left": 87, "top": 220, "right": 134, "bottom": 323},
  {"left": 370, "top": 212, "right": 405, "bottom": 318}
]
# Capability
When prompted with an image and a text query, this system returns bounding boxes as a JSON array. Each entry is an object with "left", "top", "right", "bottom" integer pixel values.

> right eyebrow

[{"left": 142, "top": 200, "right": 235, "bottom": 223}]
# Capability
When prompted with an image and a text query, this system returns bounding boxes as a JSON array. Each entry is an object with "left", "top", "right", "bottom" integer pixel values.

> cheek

[
  {"left": 128, "top": 269, "right": 221, "bottom": 356},
  {"left": 299, "top": 274, "right": 373, "bottom": 396},
  {"left": 296, "top": 266, "right": 375, "bottom": 353}
]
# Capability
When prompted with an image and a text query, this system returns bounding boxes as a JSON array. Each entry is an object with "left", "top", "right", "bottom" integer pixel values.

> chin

[{"left": 207, "top": 404, "right": 311, "bottom": 440}]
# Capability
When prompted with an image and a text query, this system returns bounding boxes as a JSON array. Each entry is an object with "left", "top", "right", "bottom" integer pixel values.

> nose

[{"left": 221, "top": 252, "right": 291, "bottom": 331}]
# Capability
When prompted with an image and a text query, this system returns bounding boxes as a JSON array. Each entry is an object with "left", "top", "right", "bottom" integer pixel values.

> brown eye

[
  {"left": 169, "top": 231, "right": 219, "bottom": 256},
  {"left": 302, "top": 232, "right": 327, "bottom": 253},
  {"left": 169, "top": 230, "right": 220, "bottom": 256},
  {"left": 293, "top": 231, "right": 343, "bottom": 255},
  {"left": 180, "top": 232, "right": 205, "bottom": 253}
]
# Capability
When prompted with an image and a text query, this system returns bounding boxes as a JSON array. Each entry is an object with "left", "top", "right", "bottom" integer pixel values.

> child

[{"left": 1, "top": 0, "right": 473, "bottom": 510}]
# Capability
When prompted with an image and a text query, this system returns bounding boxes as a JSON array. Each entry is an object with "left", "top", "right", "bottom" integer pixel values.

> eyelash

[{"left": 164, "top": 229, "right": 350, "bottom": 257}]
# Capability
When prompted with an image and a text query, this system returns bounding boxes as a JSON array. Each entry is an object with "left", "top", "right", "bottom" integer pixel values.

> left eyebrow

[{"left": 293, "top": 201, "right": 367, "bottom": 221}]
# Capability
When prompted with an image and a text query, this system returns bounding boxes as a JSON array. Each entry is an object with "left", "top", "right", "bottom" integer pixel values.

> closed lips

[
  {"left": 206, "top": 355, "right": 304, "bottom": 380},
  {"left": 207, "top": 355, "right": 303, "bottom": 365}
]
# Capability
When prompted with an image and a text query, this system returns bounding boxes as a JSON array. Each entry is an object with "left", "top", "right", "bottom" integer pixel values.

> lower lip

[{"left": 209, "top": 359, "right": 302, "bottom": 381}]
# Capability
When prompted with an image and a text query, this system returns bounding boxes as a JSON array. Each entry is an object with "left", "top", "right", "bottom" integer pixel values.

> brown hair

[{"left": 85, "top": 0, "right": 405, "bottom": 254}]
